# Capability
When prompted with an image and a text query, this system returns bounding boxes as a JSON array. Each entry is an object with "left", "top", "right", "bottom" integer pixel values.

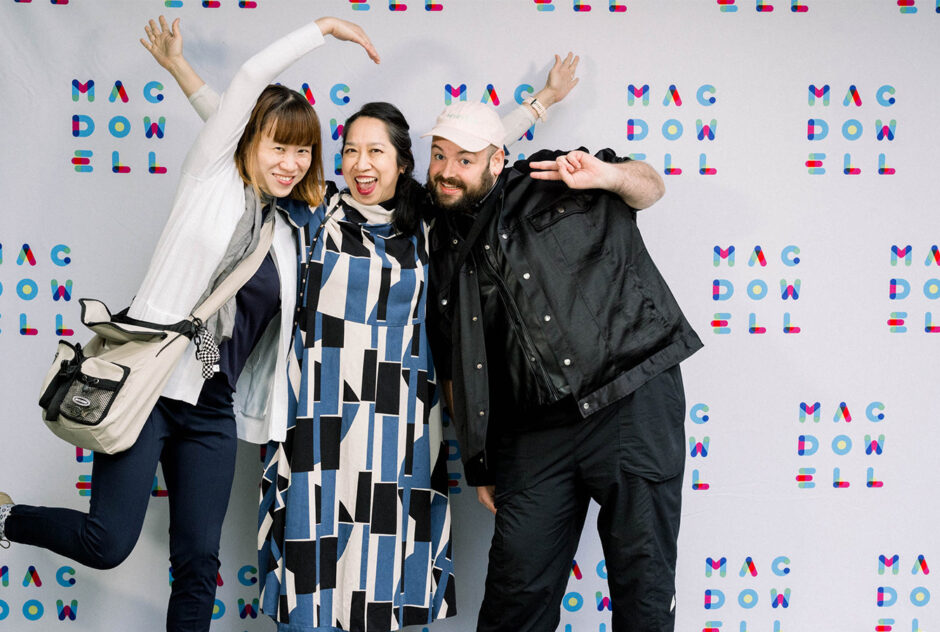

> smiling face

[
  {"left": 426, "top": 137, "right": 503, "bottom": 212},
  {"left": 252, "top": 128, "right": 313, "bottom": 198},
  {"left": 341, "top": 116, "right": 403, "bottom": 205}
]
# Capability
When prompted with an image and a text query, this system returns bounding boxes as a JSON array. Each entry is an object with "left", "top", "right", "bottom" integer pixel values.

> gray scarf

[{"left": 196, "top": 185, "right": 275, "bottom": 343}]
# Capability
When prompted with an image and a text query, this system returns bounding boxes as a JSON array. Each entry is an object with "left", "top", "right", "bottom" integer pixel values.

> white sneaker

[{"left": 0, "top": 493, "right": 13, "bottom": 548}]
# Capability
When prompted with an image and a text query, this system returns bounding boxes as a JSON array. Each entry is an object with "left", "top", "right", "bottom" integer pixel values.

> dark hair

[
  {"left": 342, "top": 102, "right": 427, "bottom": 235},
  {"left": 235, "top": 84, "right": 324, "bottom": 207}
]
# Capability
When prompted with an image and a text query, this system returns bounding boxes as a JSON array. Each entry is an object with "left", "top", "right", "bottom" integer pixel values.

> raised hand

[
  {"left": 541, "top": 52, "right": 580, "bottom": 107},
  {"left": 314, "top": 17, "right": 380, "bottom": 64},
  {"left": 141, "top": 15, "right": 183, "bottom": 72}
]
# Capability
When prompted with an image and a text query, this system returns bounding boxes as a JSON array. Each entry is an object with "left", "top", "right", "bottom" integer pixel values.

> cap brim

[{"left": 421, "top": 125, "right": 493, "bottom": 153}]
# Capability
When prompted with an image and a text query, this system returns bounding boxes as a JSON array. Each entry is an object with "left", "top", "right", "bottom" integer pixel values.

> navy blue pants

[
  {"left": 477, "top": 366, "right": 687, "bottom": 632},
  {"left": 6, "top": 375, "right": 238, "bottom": 632}
]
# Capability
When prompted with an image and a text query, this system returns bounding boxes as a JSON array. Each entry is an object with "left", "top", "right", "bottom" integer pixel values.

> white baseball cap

[{"left": 422, "top": 102, "right": 505, "bottom": 152}]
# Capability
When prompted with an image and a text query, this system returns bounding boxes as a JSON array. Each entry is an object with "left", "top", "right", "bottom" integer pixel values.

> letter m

[
  {"left": 770, "top": 588, "right": 791, "bottom": 608},
  {"left": 444, "top": 84, "right": 467, "bottom": 105},
  {"left": 808, "top": 84, "right": 829, "bottom": 106},
  {"left": 627, "top": 84, "right": 650, "bottom": 106},
  {"left": 705, "top": 556, "right": 727, "bottom": 578},
  {"left": 879, "top": 554, "right": 900, "bottom": 575},
  {"left": 891, "top": 245, "right": 912, "bottom": 266},
  {"left": 72, "top": 79, "right": 95, "bottom": 102},
  {"left": 799, "top": 402, "right": 821, "bottom": 422},
  {"left": 713, "top": 246, "right": 735, "bottom": 267}
]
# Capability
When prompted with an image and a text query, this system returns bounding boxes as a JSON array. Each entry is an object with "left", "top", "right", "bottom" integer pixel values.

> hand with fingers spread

[
  {"left": 314, "top": 16, "right": 380, "bottom": 64},
  {"left": 140, "top": 15, "right": 183, "bottom": 72},
  {"left": 517, "top": 52, "right": 580, "bottom": 124},
  {"left": 540, "top": 52, "right": 580, "bottom": 108},
  {"left": 139, "top": 16, "right": 205, "bottom": 98}
]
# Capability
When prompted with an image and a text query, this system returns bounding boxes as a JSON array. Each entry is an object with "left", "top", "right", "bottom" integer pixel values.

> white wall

[{"left": 1, "top": 1, "right": 938, "bottom": 630}]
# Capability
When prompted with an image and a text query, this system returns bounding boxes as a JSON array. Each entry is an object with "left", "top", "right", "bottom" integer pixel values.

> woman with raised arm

[{"left": 0, "top": 15, "right": 377, "bottom": 632}]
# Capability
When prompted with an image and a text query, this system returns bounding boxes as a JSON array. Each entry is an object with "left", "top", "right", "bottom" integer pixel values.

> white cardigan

[{"left": 128, "top": 21, "right": 326, "bottom": 444}]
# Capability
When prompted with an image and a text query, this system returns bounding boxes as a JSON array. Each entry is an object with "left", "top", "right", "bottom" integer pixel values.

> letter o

[
  {"left": 562, "top": 592, "right": 584, "bottom": 612},
  {"left": 16, "top": 278, "right": 39, "bottom": 300},
  {"left": 923, "top": 279, "right": 940, "bottom": 299},
  {"left": 23, "top": 600, "right": 44, "bottom": 621},
  {"left": 109, "top": 115, "right": 131, "bottom": 138},
  {"left": 832, "top": 434, "right": 853, "bottom": 455},
  {"left": 911, "top": 587, "right": 931, "bottom": 607},
  {"left": 842, "top": 119, "right": 863, "bottom": 141},
  {"left": 738, "top": 589, "right": 759, "bottom": 609},
  {"left": 747, "top": 279, "right": 768, "bottom": 300},
  {"left": 662, "top": 119, "right": 683, "bottom": 140}
]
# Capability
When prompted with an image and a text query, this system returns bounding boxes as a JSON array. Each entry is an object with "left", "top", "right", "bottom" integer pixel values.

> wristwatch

[{"left": 525, "top": 96, "right": 548, "bottom": 121}]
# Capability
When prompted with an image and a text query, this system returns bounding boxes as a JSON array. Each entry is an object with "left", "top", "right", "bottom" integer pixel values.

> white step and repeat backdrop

[{"left": 2, "top": 1, "right": 938, "bottom": 630}]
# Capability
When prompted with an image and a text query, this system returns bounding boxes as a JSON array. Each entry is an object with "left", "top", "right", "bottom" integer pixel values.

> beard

[{"left": 426, "top": 169, "right": 496, "bottom": 214}]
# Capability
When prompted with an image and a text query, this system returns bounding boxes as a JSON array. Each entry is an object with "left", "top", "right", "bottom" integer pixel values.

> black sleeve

[{"left": 427, "top": 215, "right": 455, "bottom": 381}]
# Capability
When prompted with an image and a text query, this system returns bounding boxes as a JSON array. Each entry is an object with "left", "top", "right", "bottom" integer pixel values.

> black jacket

[{"left": 429, "top": 148, "right": 703, "bottom": 485}]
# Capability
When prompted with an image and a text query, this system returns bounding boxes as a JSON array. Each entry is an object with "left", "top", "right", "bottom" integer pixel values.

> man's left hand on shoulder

[
  {"left": 528, "top": 150, "right": 613, "bottom": 190},
  {"left": 529, "top": 150, "right": 665, "bottom": 210}
]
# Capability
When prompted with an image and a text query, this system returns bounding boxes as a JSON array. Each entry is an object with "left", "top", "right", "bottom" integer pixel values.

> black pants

[
  {"left": 477, "top": 366, "right": 686, "bottom": 632},
  {"left": 6, "top": 374, "right": 238, "bottom": 632}
]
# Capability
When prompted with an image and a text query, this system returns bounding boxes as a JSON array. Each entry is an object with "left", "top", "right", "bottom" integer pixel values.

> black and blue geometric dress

[{"left": 258, "top": 188, "right": 456, "bottom": 632}]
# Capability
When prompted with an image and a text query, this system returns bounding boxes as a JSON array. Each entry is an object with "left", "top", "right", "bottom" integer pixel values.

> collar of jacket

[{"left": 275, "top": 195, "right": 318, "bottom": 229}]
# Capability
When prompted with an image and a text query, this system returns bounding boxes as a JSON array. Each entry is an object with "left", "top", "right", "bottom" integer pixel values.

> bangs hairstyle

[{"left": 235, "top": 84, "right": 325, "bottom": 207}]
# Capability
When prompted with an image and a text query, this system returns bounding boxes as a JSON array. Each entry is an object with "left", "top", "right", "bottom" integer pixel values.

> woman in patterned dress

[{"left": 258, "top": 102, "right": 457, "bottom": 632}]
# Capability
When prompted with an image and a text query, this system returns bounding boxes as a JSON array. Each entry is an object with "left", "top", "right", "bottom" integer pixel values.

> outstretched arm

[
  {"left": 141, "top": 15, "right": 379, "bottom": 129},
  {"left": 502, "top": 52, "right": 580, "bottom": 147},
  {"left": 170, "top": 16, "right": 377, "bottom": 179},
  {"left": 529, "top": 150, "right": 666, "bottom": 210},
  {"left": 141, "top": 16, "right": 219, "bottom": 122}
]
